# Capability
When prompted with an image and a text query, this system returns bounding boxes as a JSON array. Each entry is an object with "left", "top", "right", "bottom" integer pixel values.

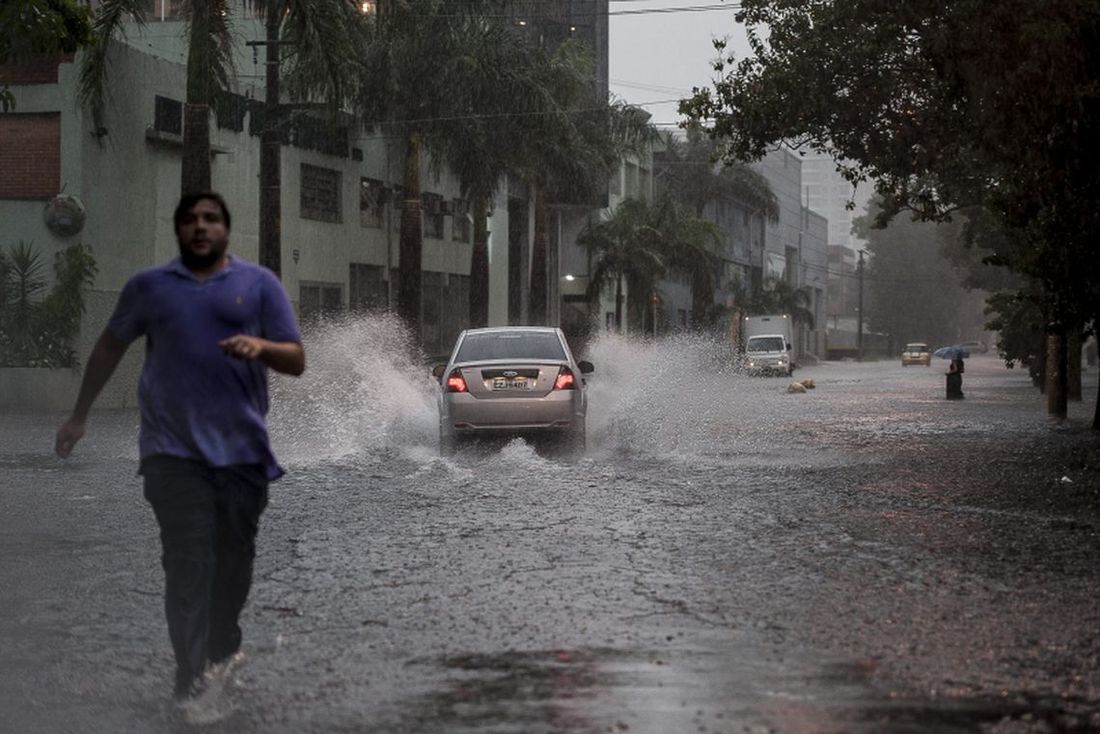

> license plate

[{"left": 492, "top": 377, "right": 530, "bottom": 390}]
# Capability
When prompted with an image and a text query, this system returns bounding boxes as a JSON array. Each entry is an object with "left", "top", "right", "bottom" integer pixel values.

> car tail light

[
  {"left": 553, "top": 367, "right": 576, "bottom": 390},
  {"left": 446, "top": 370, "right": 467, "bottom": 393}
]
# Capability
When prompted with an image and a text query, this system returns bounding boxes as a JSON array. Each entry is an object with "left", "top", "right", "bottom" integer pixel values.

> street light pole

[{"left": 857, "top": 249, "right": 865, "bottom": 362}]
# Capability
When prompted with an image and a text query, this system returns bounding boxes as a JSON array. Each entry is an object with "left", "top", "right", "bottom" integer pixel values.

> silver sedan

[{"left": 434, "top": 327, "right": 593, "bottom": 456}]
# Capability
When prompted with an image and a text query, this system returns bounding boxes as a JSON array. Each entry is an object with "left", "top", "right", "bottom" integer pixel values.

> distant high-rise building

[
  {"left": 801, "top": 152, "right": 872, "bottom": 256},
  {"left": 514, "top": 0, "right": 609, "bottom": 97}
]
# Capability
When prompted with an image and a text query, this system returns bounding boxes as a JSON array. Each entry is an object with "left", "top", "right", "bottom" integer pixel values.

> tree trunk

[
  {"left": 614, "top": 274, "right": 623, "bottom": 332},
  {"left": 529, "top": 184, "right": 549, "bottom": 326},
  {"left": 1046, "top": 331, "right": 1067, "bottom": 418},
  {"left": 181, "top": 102, "right": 210, "bottom": 195},
  {"left": 397, "top": 133, "right": 423, "bottom": 343},
  {"left": 469, "top": 194, "right": 490, "bottom": 328},
  {"left": 1094, "top": 367, "right": 1100, "bottom": 430},
  {"left": 1068, "top": 329, "right": 1082, "bottom": 401},
  {"left": 259, "top": 11, "right": 282, "bottom": 278}
]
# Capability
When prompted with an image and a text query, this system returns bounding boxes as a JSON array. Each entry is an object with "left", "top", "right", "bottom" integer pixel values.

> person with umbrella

[{"left": 936, "top": 346, "right": 968, "bottom": 399}]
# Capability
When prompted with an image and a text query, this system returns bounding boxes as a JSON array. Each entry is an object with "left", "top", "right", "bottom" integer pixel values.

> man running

[{"left": 55, "top": 192, "right": 305, "bottom": 721}]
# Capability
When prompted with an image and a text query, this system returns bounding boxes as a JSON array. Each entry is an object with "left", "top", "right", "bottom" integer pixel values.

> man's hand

[
  {"left": 219, "top": 335, "right": 265, "bottom": 360},
  {"left": 219, "top": 334, "right": 305, "bottom": 375},
  {"left": 55, "top": 417, "right": 86, "bottom": 458}
]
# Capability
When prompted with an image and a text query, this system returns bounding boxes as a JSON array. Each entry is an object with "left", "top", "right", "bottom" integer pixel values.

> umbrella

[{"left": 934, "top": 346, "right": 970, "bottom": 359}]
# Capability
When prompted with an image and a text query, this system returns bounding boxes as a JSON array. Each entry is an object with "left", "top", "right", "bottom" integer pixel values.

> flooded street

[{"left": 2, "top": 321, "right": 1099, "bottom": 733}]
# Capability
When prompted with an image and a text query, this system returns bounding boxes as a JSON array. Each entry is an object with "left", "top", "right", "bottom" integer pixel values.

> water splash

[
  {"left": 269, "top": 313, "right": 438, "bottom": 465},
  {"left": 267, "top": 322, "right": 819, "bottom": 469},
  {"left": 582, "top": 331, "right": 815, "bottom": 463}
]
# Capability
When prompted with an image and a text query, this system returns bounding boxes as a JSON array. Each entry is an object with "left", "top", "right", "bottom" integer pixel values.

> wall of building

[{"left": 753, "top": 148, "right": 804, "bottom": 283}]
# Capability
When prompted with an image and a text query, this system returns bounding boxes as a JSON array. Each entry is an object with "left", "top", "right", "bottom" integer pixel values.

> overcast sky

[{"left": 608, "top": 0, "right": 753, "bottom": 129}]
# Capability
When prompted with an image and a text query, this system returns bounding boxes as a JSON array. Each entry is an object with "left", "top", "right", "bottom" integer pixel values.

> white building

[{"left": 0, "top": 11, "right": 521, "bottom": 407}]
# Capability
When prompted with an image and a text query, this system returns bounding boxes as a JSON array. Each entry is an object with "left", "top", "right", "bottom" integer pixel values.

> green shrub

[{"left": 0, "top": 241, "right": 97, "bottom": 368}]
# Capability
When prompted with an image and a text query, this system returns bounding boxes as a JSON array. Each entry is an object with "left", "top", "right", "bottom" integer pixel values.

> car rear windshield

[
  {"left": 746, "top": 336, "right": 785, "bottom": 352},
  {"left": 456, "top": 332, "right": 567, "bottom": 362}
]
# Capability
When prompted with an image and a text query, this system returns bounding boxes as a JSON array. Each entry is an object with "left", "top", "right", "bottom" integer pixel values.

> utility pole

[{"left": 857, "top": 249, "right": 865, "bottom": 361}]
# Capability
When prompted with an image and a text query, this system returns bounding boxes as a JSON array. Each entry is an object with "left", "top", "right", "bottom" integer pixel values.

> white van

[{"left": 742, "top": 314, "right": 794, "bottom": 376}]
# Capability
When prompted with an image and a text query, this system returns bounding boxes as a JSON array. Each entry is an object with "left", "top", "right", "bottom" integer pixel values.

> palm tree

[
  {"left": 249, "top": 0, "right": 363, "bottom": 277},
  {"left": 579, "top": 198, "right": 667, "bottom": 332},
  {"left": 357, "top": 0, "right": 523, "bottom": 341},
  {"left": 495, "top": 37, "right": 655, "bottom": 327},
  {"left": 80, "top": 1, "right": 361, "bottom": 229},
  {"left": 80, "top": 0, "right": 233, "bottom": 194},
  {"left": 660, "top": 197, "right": 726, "bottom": 330},
  {"left": 516, "top": 41, "right": 656, "bottom": 326},
  {"left": 658, "top": 121, "right": 779, "bottom": 325},
  {"left": 427, "top": 14, "right": 554, "bottom": 329}
]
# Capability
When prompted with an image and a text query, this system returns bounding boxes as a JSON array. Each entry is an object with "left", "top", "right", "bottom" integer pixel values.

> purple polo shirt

[{"left": 107, "top": 256, "right": 301, "bottom": 480}]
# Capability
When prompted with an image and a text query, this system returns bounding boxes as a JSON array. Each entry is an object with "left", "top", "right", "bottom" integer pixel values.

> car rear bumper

[{"left": 442, "top": 391, "right": 583, "bottom": 432}]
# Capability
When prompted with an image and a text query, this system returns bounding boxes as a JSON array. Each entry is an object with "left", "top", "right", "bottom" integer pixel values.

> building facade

[
  {"left": 0, "top": 13, "right": 520, "bottom": 406},
  {"left": 801, "top": 151, "right": 874, "bottom": 358}
]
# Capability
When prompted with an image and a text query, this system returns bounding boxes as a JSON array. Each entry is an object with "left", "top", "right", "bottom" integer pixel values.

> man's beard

[{"left": 179, "top": 242, "right": 226, "bottom": 270}]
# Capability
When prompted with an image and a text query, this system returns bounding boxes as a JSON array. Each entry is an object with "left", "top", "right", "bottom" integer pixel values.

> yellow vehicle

[{"left": 901, "top": 342, "right": 932, "bottom": 366}]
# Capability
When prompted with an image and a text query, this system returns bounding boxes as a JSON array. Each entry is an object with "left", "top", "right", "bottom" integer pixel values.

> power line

[
  {"left": 412, "top": 3, "right": 741, "bottom": 17},
  {"left": 348, "top": 97, "right": 681, "bottom": 130}
]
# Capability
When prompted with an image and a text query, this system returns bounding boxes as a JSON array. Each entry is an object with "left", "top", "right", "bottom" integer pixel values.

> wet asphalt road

[{"left": 2, "top": 326, "right": 1099, "bottom": 733}]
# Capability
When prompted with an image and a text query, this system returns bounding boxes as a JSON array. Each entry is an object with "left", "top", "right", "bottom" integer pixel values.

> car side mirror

[
  {"left": 431, "top": 363, "right": 446, "bottom": 382},
  {"left": 786, "top": 342, "right": 792, "bottom": 351},
  {"left": 578, "top": 360, "right": 594, "bottom": 374}
]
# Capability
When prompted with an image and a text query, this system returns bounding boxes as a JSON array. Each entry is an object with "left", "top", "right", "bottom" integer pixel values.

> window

[
  {"left": 0, "top": 113, "right": 60, "bottom": 199},
  {"left": 624, "top": 162, "right": 639, "bottom": 198},
  {"left": 359, "top": 178, "right": 384, "bottom": 228},
  {"left": 299, "top": 282, "right": 343, "bottom": 323},
  {"left": 140, "top": 0, "right": 186, "bottom": 20},
  {"left": 608, "top": 162, "right": 622, "bottom": 196},
  {"left": 154, "top": 95, "right": 182, "bottom": 135},
  {"left": 301, "top": 164, "right": 341, "bottom": 223},
  {"left": 422, "top": 193, "right": 444, "bottom": 239},
  {"left": 452, "top": 199, "right": 471, "bottom": 243},
  {"left": 457, "top": 332, "right": 566, "bottom": 362},
  {"left": 422, "top": 271, "right": 470, "bottom": 355},
  {"left": 349, "top": 263, "right": 387, "bottom": 311},
  {"left": 215, "top": 92, "right": 247, "bottom": 132}
]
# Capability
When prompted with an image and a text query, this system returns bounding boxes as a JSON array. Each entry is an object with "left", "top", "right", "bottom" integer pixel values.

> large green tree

[
  {"left": 852, "top": 204, "right": 986, "bottom": 350},
  {"left": 683, "top": 0, "right": 1100, "bottom": 424}
]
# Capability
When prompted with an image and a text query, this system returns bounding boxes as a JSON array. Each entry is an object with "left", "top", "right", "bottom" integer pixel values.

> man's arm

[
  {"left": 55, "top": 330, "right": 130, "bottom": 457},
  {"left": 219, "top": 335, "right": 305, "bottom": 376}
]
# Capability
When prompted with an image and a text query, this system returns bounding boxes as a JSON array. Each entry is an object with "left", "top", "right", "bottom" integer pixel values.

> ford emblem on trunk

[{"left": 503, "top": 370, "right": 518, "bottom": 377}]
